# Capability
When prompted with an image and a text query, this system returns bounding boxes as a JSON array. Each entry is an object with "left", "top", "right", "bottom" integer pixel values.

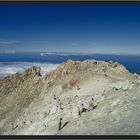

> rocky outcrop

[
  {"left": 0, "top": 66, "right": 41, "bottom": 96},
  {"left": 24, "top": 66, "right": 42, "bottom": 77},
  {"left": 0, "top": 60, "right": 140, "bottom": 135}
]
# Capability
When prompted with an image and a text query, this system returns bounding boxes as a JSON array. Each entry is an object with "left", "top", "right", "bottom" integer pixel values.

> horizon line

[{"left": 1, "top": 51, "right": 140, "bottom": 56}]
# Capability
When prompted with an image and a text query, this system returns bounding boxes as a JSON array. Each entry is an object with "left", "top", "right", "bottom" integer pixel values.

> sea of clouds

[{"left": 0, "top": 62, "right": 59, "bottom": 78}]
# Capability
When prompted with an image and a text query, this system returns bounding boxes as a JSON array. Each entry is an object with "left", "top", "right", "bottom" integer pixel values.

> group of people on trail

[
  {"left": 78, "top": 98, "right": 97, "bottom": 117},
  {"left": 57, "top": 97, "right": 97, "bottom": 131},
  {"left": 53, "top": 94, "right": 97, "bottom": 131}
]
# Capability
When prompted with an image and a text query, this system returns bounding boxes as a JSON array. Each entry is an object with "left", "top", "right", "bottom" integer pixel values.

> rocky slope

[{"left": 0, "top": 59, "right": 140, "bottom": 135}]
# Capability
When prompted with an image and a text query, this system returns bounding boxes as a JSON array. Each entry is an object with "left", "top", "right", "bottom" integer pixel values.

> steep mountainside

[{"left": 0, "top": 59, "right": 140, "bottom": 135}]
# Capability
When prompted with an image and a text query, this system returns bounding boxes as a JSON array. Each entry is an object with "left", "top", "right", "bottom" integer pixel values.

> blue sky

[{"left": 0, "top": 3, "right": 140, "bottom": 54}]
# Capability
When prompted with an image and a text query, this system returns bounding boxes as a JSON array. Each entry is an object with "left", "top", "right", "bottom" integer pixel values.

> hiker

[
  {"left": 54, "top": 94, "right": 56, "bottom": 100},
  {"left": 134, "top": 73, "right": 138, "bottom": 78},
  {"left": 58, "top": 118, "right": 63, "bottom": 131},
  {"left": 77, "top": 85, "right": 80, "bottom": 90},
  {"left": 58, "top": 118, "right": 70, "bottom": 131},
  {"left": 11, "top": 123, "right": 18, "bottom": 130},
  {"left": 102, "top": 67, "right": 107, "bottom": 77},
  {"left": 57, "top": 99, "right": 63, "bottom": 110},
  {"left": 78, "top": 103, "right": 87, "bottom": 117},
  {"left": 105, "top": 72, "right": 107, "bottom": 77},
  {"left": 88, "top": 98, "right": 97, "bottom": 111}
]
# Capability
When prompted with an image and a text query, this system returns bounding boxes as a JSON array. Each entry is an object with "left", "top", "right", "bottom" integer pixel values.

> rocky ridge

[{"left": 0, "top": 59, "right": 140, "bottom": 135}]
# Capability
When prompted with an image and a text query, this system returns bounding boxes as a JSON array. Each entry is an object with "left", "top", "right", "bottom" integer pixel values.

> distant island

[
  {"left": 40, "top": 52, "right": 93, "bottom": 56},
  {"left": 40, "top": 52, "right": 140, "bottom": 56}
]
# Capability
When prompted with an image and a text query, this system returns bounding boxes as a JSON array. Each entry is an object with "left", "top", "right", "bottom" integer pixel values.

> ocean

[{"left": 0, "top": 52, "right": 140, "bottom": 78}]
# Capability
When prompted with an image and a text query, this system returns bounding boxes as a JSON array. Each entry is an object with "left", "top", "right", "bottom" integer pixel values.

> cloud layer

[{"left": 0, "top": 62, "right": 59, "bottom": 78}]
